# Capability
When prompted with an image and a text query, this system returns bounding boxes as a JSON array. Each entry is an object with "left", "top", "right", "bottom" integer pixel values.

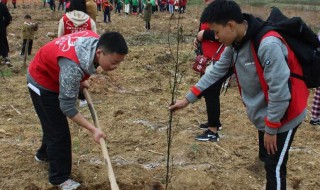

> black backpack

[{"left": 253, "top": 7, "right": 320, "bottom": 88}]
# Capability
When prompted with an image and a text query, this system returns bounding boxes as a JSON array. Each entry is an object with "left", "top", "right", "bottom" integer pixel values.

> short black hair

[
  {"left": 68, "top": 0, "right": 87, "bottom": 13},
  {"left": 24, "top": 15, "right": 31, "bottom": 19},
  {"left": 200, "top": 0, "right": 244, "bottom": 25},
  {"left": 97, "top": 32, "right": 128, "bottom": 55}
]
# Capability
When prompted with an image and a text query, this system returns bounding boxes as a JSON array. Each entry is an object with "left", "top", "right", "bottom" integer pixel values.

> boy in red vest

[
  {"left": 27, "top": 30, "right": 128, "bottom": 190},
  {"left": 169, "top": 1, "right": 308, "bottom": 189},
  {"left": 58, "top": 0, "right": 97, "bottom": 37}
]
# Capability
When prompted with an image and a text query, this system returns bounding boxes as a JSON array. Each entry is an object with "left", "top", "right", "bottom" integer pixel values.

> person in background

[
  {"left": 28, "top": 30, "right": 128, "bottom": 190},
  {"left": 0, "top": 2, "right": 12, "bottom": 66},
  {"left": 169, "top": 1, "right": 309, "bottom": 189},
  {"left": 150, "top": 0, "right": 156, "bottom": 14},
  {"left": 192, "top": 0, "right": 226, "bottom": 142},
  {"left": 96, "top": 0, "right": 102, "bottom": 11},
  {"left": 168, "top": 0, "right": 174, "bottom": 14},
  {"left": 159, "top": 0, "right": 165, "bottom": 12},
  {"left": 115, "top": 0, "right": 123, "bottom": 14},
  {"left": 138, "top": 0, "right": 143, "bottom": 15},
  {"left": 124, "top": 0, "right": 130, "bottom": 15},
  {"left": 102, "top": 0, "right": 112, "bottom": 23},
  {"left": 21, "top": 15, "right": 38, "bottom": 56},
  {"left": 310, "top": 88, "right": 320, "bottom": 125},
  {"left": 58, "top": 0, "right": 66, "bottom": 11},
  {"left": 58, "top": 0, "right": 96, "bottom": 37},
  {"left": 12, "top": 0, "right": 16, "bottom": 8},
  {"left": 178, "top": 0, "right": 186, "bottom": 13},
  {"left": 58, "top": 0, "right": 97, "bottom": 108},
  {"left": 310, "top": 32, "right": 320, "bottom": 126},
  {"left": 131, "top": 0, "right": 138, "bottom": 15},
  {"left": 49, "top": 0, "right": 56, "bottom": 11},
  {"left": 143, "top": 0, "right": 151, "bottom": 31}
]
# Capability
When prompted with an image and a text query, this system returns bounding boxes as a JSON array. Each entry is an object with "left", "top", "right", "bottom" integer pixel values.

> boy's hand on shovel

[{"left": 92, "top": 127, "right": 107, "bottom": 144}]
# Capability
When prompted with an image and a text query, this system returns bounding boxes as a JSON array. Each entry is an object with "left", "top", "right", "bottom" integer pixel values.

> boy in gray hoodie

[{"left": 169, "top": 1, "right": 309, "bottom": 189}]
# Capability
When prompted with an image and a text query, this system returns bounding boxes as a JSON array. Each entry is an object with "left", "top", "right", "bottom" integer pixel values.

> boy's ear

[
  {"left": 227, "top": 21, "right": 236, "bottom": 31},
  {"left": 96, "top": 48, "right": 103, "bottom": 56},
  {"left": 96, "top": 48, "right": 106, "bottom": 59}
]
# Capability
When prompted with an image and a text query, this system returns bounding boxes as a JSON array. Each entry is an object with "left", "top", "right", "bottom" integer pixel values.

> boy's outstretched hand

[{"left": 168, "top": 98, "right": 190, "bottom": 112}]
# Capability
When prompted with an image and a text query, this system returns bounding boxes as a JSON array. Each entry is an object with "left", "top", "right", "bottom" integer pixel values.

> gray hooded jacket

[{"left": 186, "top": 14, "right": 306, "bottom": 135}]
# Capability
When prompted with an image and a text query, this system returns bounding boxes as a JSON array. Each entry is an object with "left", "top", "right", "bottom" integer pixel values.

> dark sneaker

[
  {"left": 310, "top": 119, "right": 320, "bottom": 125},
  {"left": 195, "top": 130, "right": 219, "bottom": 142},
  {"left": 199, "top": 122, "right": 222, "bottom": 131}
]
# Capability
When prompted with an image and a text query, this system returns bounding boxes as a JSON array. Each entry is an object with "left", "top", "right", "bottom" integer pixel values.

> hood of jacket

[
  {"left": 66, "top": 10, "right": 90, "bottom": 27},
  {"left": 75, "top": 36, "right": 98, "bottom": 75},
  {"left": 232, "top": 13, "right": 265, "bottom": 51}
]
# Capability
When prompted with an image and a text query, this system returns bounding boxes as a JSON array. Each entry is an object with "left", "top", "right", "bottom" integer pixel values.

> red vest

[
  {"left": 252, "top": 31, "right": 309, "bottom": 128},
  {"left": 200, "top": 23, "right": 224, "bottom": 61},
  {"left": 28, "top": 30, "right": 99, "bottom": 93},
  {"left": 63, "top": 15, "right": 92, "bottom": 35}
]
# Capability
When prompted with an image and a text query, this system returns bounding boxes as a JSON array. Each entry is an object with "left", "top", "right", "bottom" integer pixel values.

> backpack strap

[
  {"left": 251, "top": 41, "right": 269, "bottom": 101},
  {"left": 252, "top": 30, "right": 289, "bottom": 102}
]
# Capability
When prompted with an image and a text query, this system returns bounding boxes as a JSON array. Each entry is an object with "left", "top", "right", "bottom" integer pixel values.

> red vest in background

[
  {"left": 200, "top": 22, "right": 224, "bottom": 61},
  {"left": 28, "top": 30, "right": 99, "bottom": 93},
  {"left": 63, "top": 15, "right": 92, "bottom": 35}
]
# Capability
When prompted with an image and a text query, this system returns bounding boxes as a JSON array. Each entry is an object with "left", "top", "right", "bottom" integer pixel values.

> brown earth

[{"left": 1, "top": 2, "right": 320, "bottom": 190}]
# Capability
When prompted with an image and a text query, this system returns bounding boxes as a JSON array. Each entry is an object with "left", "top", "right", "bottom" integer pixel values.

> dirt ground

[{"left": 1, "top": 2, "right": 320, "bottom": 190}]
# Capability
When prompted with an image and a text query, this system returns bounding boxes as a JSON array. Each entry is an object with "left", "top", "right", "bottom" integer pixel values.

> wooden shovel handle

[{"left": 83, "top": 88, "right": 120, "bottom": 190}]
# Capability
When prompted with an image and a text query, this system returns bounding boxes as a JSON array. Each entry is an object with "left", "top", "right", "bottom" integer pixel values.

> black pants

[
  {"left": 132, "top": 5, "right": 137, "bottom": 13},
  {"left": 104, "top": 10, "right": 111, "bottom": 22},
  {"left": 145, "top": 21, "right": 150, "bottom": 30},
  {"left": 116, "top": 6, "right": 121, "bottom": 13},
  {"left": 29, "top": 87, "right": 71, "bottom": 185},
  {"left": 202, "top": 80, "right": 223, "bottom": 128},
  {"left": 159, "top": 4, "right": 165, "bottom": 12},
  {"left": 179, "top": 5, "right": 185, "bottom": 13},
  {"left": 21, "top": 39, "right": 33, "bottom": 55},
  {"left": 58, "top": 2, "right": 64, "bottom": 11},
  {"left": 201, "top": 68, "right": 232, "bottom": 129},
  {"left": 49, "top": 0, "right": 55, "bottom": 11},
  {"left": 258, "top": 126, "right": 298, "bottom": 190},
  {"left": 0, "top": 29, "right": 9, "bottom": 58}
]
